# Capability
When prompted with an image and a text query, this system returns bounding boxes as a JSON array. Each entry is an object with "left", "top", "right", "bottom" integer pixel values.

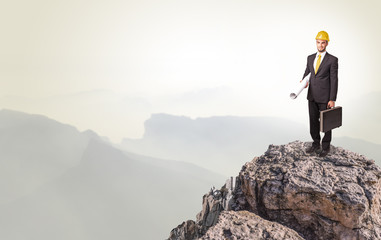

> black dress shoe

[
  {"left": 306, "top": 145, "right": 320, "bottom": 154},
  {"left": 319, "top": 148, "right": 330, "bottom": 157}
]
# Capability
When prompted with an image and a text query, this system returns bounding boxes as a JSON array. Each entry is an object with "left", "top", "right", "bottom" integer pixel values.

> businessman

[{"left": 302, "top": 31, "right": 338, "bottom": 157}]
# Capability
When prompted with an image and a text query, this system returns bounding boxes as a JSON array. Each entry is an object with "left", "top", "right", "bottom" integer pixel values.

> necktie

[{"left": 315, "top": 54, "right": 321, "bottom": 74}]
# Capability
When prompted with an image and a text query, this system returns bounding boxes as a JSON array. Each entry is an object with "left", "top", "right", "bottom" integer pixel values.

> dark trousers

[{"left": 308, "top": 100, "right": 331, "bottom": 150}]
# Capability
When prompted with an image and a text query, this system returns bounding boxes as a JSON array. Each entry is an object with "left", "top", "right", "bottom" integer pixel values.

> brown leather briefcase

[{"left": 320, "top": 106, "right": 342, "bottom": 132}]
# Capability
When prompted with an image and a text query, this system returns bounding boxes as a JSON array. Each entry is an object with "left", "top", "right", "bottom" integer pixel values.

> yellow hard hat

[{"left": 316, "top": 31, "right": 330, "bottom": 41}]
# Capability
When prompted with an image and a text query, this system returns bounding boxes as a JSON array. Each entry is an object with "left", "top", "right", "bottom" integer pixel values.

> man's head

[{"left": 315, "top": 31, "right": 329, "bottom": 53}]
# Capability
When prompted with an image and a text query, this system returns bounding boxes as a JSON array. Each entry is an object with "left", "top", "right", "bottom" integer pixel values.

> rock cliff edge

[{"left": 168, "top": 141, "right": 381, "bottom": 240}]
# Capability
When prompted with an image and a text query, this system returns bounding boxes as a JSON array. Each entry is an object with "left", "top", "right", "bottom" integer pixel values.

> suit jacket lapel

[
  {"left": 310, "top": 55, "right": 316, "bottom": 74},
  {"left": 316, "top": 52, "right": 329, "bottom": 75}
]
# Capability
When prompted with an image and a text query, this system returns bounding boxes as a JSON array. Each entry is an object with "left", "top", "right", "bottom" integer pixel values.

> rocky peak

[{"left": 168, "top": 141, "right": 381, "bottom": 240}]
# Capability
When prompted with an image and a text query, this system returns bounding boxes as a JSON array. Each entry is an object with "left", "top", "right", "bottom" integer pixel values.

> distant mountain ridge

[
  {"left": 121, "top": 113, "right": 309, "bottom": 176},
  {"left": 0, "top": 109, "right": 91, "bottom": 204},
  {"left": 121, "top": 113, "right": 381, "bottom": 175},
  {"left": 0, "top": 109, "right": 225, "bottom": 240}
]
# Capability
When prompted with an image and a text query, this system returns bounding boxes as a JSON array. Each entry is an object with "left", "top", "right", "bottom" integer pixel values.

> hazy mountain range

[
  {"left": 121, "top": 113, "right": 381, "bottom": 175},
  {"left": 0, "top": 109, "right": 225, "bottom": 240},
  {"left": 121, "top": 114, "right": 310, "bottom": 176}
]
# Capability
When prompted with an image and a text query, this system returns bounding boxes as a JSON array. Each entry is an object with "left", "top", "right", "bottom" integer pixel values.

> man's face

[{"left": 316, "top": 39, "right": 328, "bottom": 52}]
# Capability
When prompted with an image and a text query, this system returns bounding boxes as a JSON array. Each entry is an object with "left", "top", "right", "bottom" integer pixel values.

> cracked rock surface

[
  {"left": 201, "top": 210, "right": 304, "bottom": 240},
  {"left": 168, "top": 141, "right": 381, "bottom": 240},
  {"left": 168, "top": 178, "right": 236, "bottom": 239},
  {"left": 238, "top": 141, "right": 381, "bottom": 240}
]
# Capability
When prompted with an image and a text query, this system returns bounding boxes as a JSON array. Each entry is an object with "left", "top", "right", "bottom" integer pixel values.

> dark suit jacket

[{"left": 303, "top": 52, "right": 338, "bottom": 103}]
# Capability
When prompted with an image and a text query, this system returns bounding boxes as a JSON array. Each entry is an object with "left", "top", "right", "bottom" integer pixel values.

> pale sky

[{"left": 1, "top": 0, "right": 381, "bottom": 143}]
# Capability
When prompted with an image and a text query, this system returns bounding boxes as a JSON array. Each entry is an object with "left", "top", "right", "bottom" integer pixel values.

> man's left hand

[{"left": 327, "top": 101, "right": 335, "bottom": 108}]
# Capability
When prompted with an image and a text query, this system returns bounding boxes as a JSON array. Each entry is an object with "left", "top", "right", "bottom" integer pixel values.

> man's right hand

[{"left": 300, "top": 79, "right": 309, "bottom": 88}]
